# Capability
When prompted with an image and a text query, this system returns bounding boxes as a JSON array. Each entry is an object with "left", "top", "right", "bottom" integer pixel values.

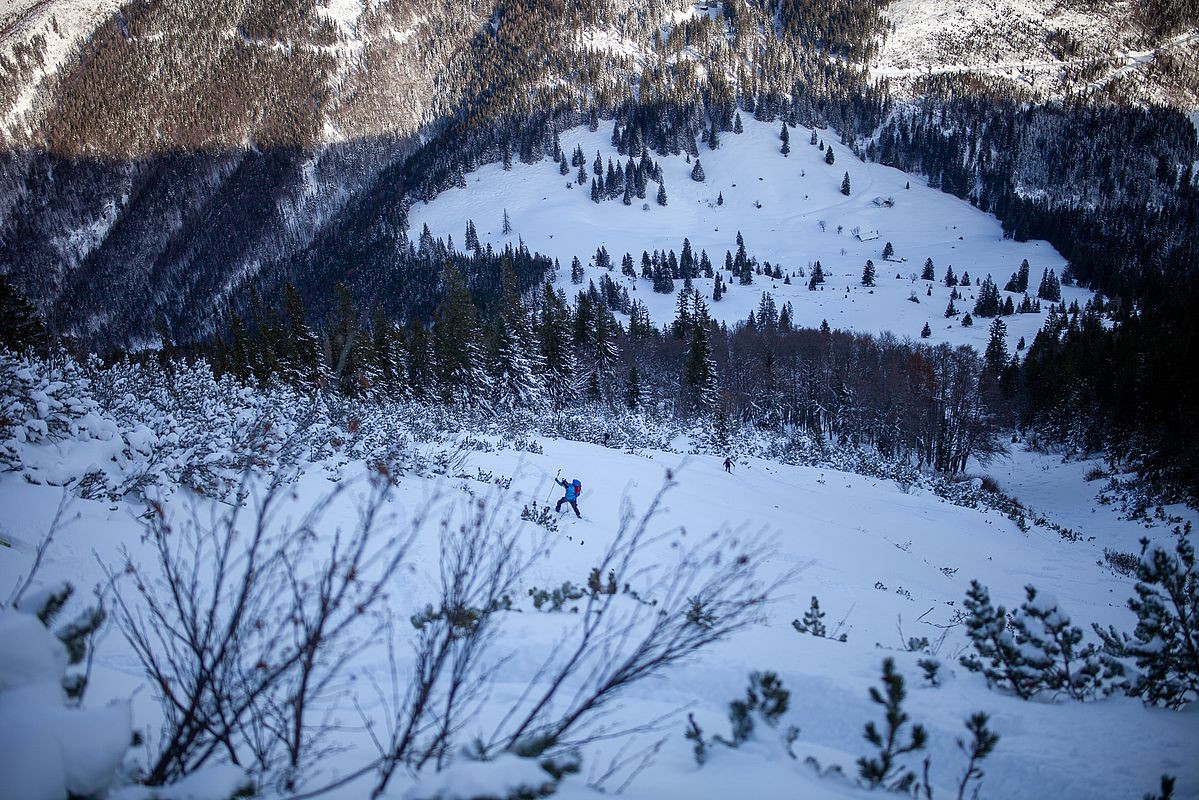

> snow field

[
  {"left": 1, "top": 429, "right": 1195, "bottom": 799},
  {"left": 408, "top": 116, "right": 1091, "bottom": 359}
]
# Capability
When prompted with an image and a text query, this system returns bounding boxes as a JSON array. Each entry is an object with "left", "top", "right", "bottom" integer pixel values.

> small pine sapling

[
  {"left": 1094, "top": 532, "right": 1199, "bottom": 709},
  {"left": 954, "top": 712, "right": 1000, "bottom": 800},
  {"left": 718, "top": 671, "right": 792, "bottom": 748},
  {"left": 792, "top": 596, "right": 847, "bottom": 641},
  {"left": 857, "top": 658, "right": 927, "bottom": 792},
  {"left": 685, "top": 713, "right": 708, "bottom": 766},
  {"left": 917, "top": 657, "right": 942, "bottom": 687},
  {"left": 1143, "top": 774, "right": 1176, "bottom": 800}
]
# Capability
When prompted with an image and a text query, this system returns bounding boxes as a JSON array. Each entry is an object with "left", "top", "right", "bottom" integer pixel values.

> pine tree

[
  {"left": 281, "top": 283, "right": 320, "bottom": 386},
  {"left": 734, "top": 113, "right": 743, "bottom": 134},
  {"left": 922, "top": 258, "right": 935, "bottom": 281},
  {"left": 684, "top": 295, "right": 718, "bottom": 415},
  {"left": 1095, "top": 531, "right": 1199, "bottom": 709},
  {"left": 962, "top": 313, "right": 973, "bottom": 327},
  {"left": 405, "top": 321, "right": 433, "bottom": 400},
  {"left": 882, "top": 241, "right": 894, "bottom": 260},
  {"left": 973, "top": 277, "right": 1002, "bottom": 317},
  {"left": 825, "top": 147, "right": 835, "bottom": 165},
  {"left": 984, "top": 318, "right": 1008, "bottom": 372},
  {"left": 657, "top": 181, "right": 668, "bottom": 206},
  {"left": 624, "top": 362, "right": 643, "bottom": 410},
  {"left": 944, "top": 265, "right": 957, "bottom": 286},
  {"left": 432, "top": 265, "right": 489, "bottom": 407},
  {"left": 960, "top": 271, "right": 971, "bottom": 286},
  {"left": 502, "top": 208, "right": 512, "bottom": 235},
  {"left": 780, "top": 122, "right": 790, "bottom": 156},
  {"left": 537, "top": 283, "right": 575, "bottom": 411},
  {"left": 920, "top": 321, "right": 932, "bottom": 338},
  {"left": 840, "top": 172, "right": 851, "bottom": 195},
  {"left": 1037, "top": 268, "right": 1062, "bottom": 302},
  {"left": 857, "top": 658, "right": 927, "bottom": 792},
  {"left": 810, "top": 128, "right": 818, "bottom": 146},
  {"left": 571, "top": 257, "right": 585, "bottom": 284},
  {"left": 861, "top": 259, "right": 876, "bottom": 287},
  {"left": 328, "top": 283, "right": 365, "bottom": 396},
  {"left": 713, "top": 272, "right": 724, "bottom": 302},
  {"left": 691, "top": 160, "right": 705, "bottom": 182},
  {"left": 808, "top": 261, "right": 825, "bottom": 290},
  {"left": 0, "top": 276, "right": 47, "bottom": 353},
  {"left": 488, "top": 262, "right": 545, "bottom": 409},
  {"left": 960, "top": 581, "right": 1035, "bottom": 700}
]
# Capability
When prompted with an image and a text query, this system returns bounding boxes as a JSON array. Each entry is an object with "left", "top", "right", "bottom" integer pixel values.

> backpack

[{"left": 572, "top": 480, "right": 582, "bottom": 497}]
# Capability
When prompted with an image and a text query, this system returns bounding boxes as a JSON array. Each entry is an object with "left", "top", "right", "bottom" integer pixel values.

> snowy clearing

[{"left": 409, "top": 117, "right": 1089, "bottom": 360}]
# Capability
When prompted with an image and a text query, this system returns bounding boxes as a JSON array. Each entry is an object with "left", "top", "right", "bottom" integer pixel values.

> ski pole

[{"left": 546, "top": 468, "right": 561, "bottom": 501}]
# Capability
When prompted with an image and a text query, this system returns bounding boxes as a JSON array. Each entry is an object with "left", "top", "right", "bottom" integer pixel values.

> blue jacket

[{"left": 560, "top": 479, "right": 580, "bottom": 501}]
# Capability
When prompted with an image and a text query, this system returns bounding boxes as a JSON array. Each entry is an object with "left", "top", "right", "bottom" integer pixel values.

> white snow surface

[
  {"left": 409, "top": 117, "right": 1089, "bottom": 359},
  {"left": 1, "top": 414, "right": 1197, "bottom": 798},
  {"left": 0, "top": 610, "right": 132, "bottom": 800}
]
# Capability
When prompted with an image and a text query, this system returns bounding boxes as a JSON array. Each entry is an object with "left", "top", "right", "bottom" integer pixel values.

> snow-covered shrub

[
  {"left": 961, "top": 581, "right": 1120, "bottom": 701},
  {"left": 791, "top": 595, "right": 847, "bottom": 641},
  {"left": 722, "top": 671, "right": 792, "bottom": 748},
  {"left": 0, "top": 349, "right": 115, "bottom": 472},
  {"left": 686, "top": 671, "right": 797, "bottom": 764},
  {"left": 0, "top": 589, "right": 130, "bottom": 800},
  {"left": 1094, "top": 532, "right": 1199, "bottom": 709}
]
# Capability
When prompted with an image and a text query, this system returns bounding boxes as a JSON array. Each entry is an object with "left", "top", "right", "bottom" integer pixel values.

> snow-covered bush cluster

[
  {"left": 0, "top": 351, "right": 115, "bottom": 472},
  {"left": 0, "top": 585, "right": 130, "bottom": 800}
]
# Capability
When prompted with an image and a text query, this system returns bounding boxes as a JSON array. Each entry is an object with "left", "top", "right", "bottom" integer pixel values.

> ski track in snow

[{"left": 409, "top": 117, "right": 1090, "bottom": 360}]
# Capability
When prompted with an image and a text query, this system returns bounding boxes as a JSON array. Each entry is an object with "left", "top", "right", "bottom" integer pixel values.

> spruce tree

[
  {"left": 657, "top": 181, "right": 668, "bottom": 206},
  {"left": 920, "top": 321, "right": 932, "bottom": 338},
  {"left": 840, "top": 172, "right": 851, "bottom": 195},
  {"left": 488, "top": 262, "right": 545, "bottom": 409},
  {"left": 944, "top": 265, "right": 957, "bottom": 286},
  {"left": 0, "top": 276, "right": 47, "bottom": 353},
  {"left": 984, "top": 318, "right": 1008, "bottom": 373},
  {"left": 861, "top": 259, "right": 876, "bottom": 287},
  {"left": 537, "top": 283, "right": 575, "bottom": 411},
  {"left": 691, "top": 160, "right": 705, "bottom": 182},
  {"left": 684, "top": 296, "right": 718, "bottom": 415},
  {"left": 571, "top": 257, "right": 585, "bottom": 284},
  {"left": 432, "top": 265, "right": 489, "bottom": 407},
  {"left": 624, "top": 362, "right": 643, "bottom": 410},
  {"left": 882, "top": 241, "right": 894, "bottom": 260},
  {"left": 825, "top": 147, "right": 835, "bottom": 165},
  {"left": 922, "top": 258, "right": 935, "bottom": 281},
  {"left": 780, "top": 122, "right": 790, "bottom": 156}
]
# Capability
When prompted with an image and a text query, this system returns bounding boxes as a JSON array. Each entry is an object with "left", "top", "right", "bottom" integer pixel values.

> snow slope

[
  {"left": 1, "top": 422, "right": 1195, "bottom": 799},
  {"left": 873, "top": 0, "right": 1199, "bottom": 108},
  {"left": 409, "top": 117, "right": 1090, "bottom": 360}
]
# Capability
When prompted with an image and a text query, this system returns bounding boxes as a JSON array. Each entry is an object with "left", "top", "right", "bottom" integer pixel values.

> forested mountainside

[
  {"left": 0, "top": 0, "right": 1194, "bottom": 345},
  {"left": 0, "top": 0, "right": 1197, "bottom": 501}
]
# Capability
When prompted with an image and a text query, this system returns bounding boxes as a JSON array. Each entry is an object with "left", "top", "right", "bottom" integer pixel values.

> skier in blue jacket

[{"left": 556, "top": 477, "right": 583, "bottom": 518}]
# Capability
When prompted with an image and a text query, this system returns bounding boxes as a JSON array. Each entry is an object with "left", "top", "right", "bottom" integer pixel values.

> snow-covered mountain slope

[
  {"left": 1, "top": 415, "right": 1195, "bottom": 799},
  {"left": 409, "top": 117, "right": 1090, "bottom": 358},
  {"left": 873, "top": 0, "right": 1199, "bottom": 107}
]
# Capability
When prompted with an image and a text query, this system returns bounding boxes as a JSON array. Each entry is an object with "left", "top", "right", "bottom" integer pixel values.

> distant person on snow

[
  {"left": 723, "top": 457, "right": 735, "bottom": 473},
  {"left": 556, "top": 477, "right": 583, "bottom": 518}
]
